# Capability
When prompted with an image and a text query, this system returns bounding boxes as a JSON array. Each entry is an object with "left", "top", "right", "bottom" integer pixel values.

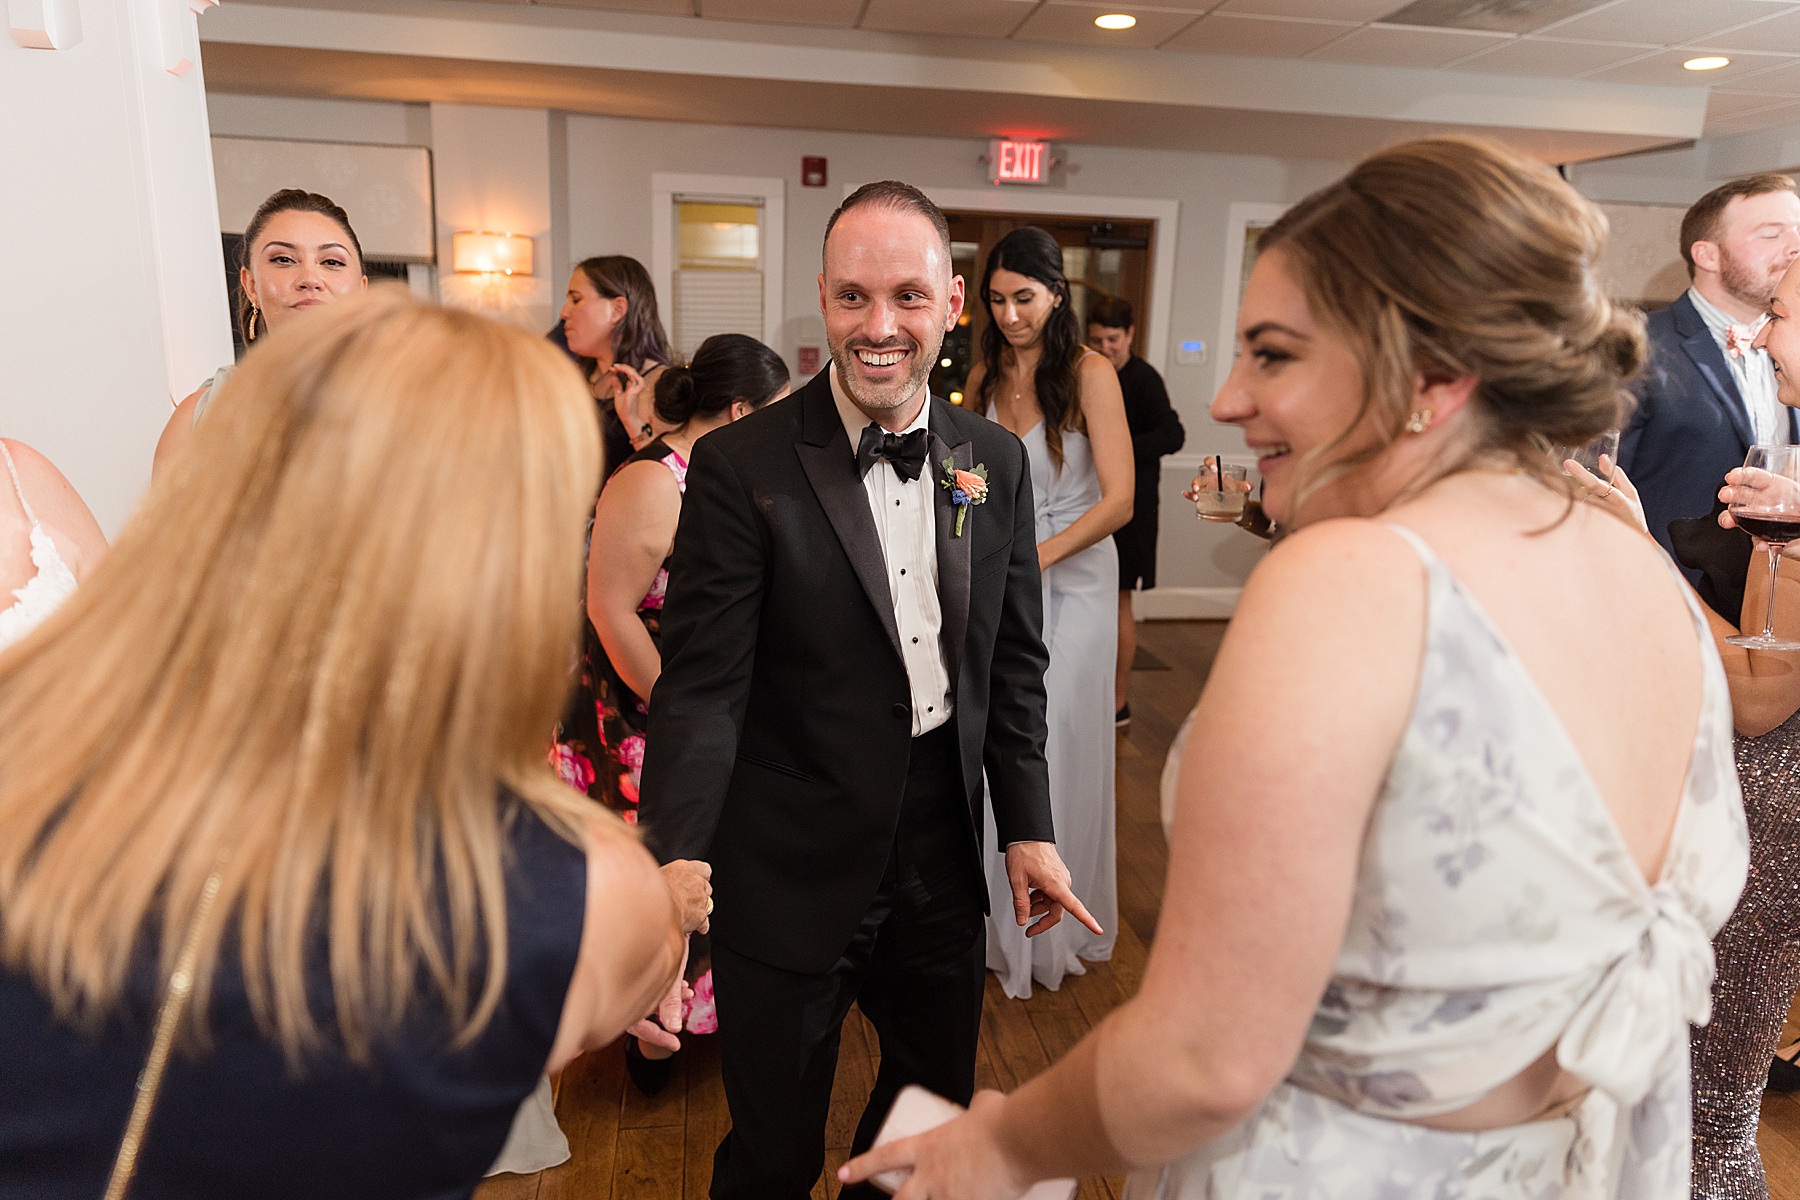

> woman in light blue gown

[{"left": 964, "top": 227, "right": 1135, "bottom": 999}]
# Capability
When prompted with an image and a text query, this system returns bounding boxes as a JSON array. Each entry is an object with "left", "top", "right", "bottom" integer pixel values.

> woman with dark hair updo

[
  {"left": 549, "top": 332, "right": 789, "bottom": 1096},
  {"left": 153, "top": 189, "right": 368, "bottom": 477},
  {"left": 963, "top": 226, "right": 1134, "bottom": 1001},
  {"left": 840, "top": 137, "right": 1746, "bottom": 1200},
  {"left": 557, "top": 255, "right": 677, "bottom": 477}
]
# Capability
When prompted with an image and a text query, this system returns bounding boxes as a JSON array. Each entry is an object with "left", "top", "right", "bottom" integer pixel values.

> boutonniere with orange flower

[{"left": 939, "top": 457, "right": 989, "bottom": 536}]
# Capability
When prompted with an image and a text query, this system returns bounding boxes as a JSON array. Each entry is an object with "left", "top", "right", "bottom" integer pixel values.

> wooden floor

[{"left": 478, "top": 619, "right": 1800, "bottom": 1200}]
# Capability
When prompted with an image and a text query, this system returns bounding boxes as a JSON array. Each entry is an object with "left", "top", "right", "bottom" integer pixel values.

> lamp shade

[{"left": 452, "top": 231, "right": 533, "bottom": 276}]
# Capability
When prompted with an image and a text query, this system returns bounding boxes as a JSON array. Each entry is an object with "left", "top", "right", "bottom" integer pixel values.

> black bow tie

[{"left": 856, "top": 424, "right": 931, "bottom": 483}]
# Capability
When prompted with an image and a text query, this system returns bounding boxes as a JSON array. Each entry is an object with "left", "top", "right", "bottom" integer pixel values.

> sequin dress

[{"left": 1691, "top": 712, "right": 1800, "bottom": 1199}]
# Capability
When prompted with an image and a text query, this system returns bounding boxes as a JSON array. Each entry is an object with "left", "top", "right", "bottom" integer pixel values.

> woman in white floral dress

[{"left": 839, "top": 136, "right": 1749, "bottom": 1200}]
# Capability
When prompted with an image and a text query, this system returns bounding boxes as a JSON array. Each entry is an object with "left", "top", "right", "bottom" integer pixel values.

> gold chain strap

[{"left": 102, "top": 872, "right": 223, "bottom": 1200}]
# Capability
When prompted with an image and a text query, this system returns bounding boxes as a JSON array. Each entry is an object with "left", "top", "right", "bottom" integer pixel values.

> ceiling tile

[
  {"left": 1162, "top": 13, "right": 1357, "bottom": 55},
  {"left": 1706, "top": 89, "right": 1800, "bottom": 119},
  {"left": 860, "top": 0, "right": 1034, "bottom": 38},
  {"left": 1009, "top": 3, "right": 1202, "bottom": 49},
  {"left": 694, "top": 0, "right": 863, "bottom": 26},
  {"left": 1538, "top": 0, "right": 1793, "bottom": 46},
  {"left": 1695, "top": 9, "right": 1800, "bottom": 55},
  {"left": 1717, "top": 57, "right": 1800, "bottom": 95},
  {"left": 533, "top": 0, "right": 693, "bottom": 11},
  {"left": 1705, "top": 98, "right": 1800, "bottom": 136},
  {"left": 1034, "top": 0, "right": 1216, "bottom": 11},
  {"left": 1450, "top": 35, "right": 1653, "bottom": 76},
  {"left": 1306, "top": 22, "right": 1510, "bottom": 67},
  {"left": 1216, "top": 0, "right": 1401, "bottom": 18},
  {"left": 1583, "top": 46, "right": 1796, "bottom": 86},
  {"left": 1379, "top": 0, "right": 1613, "bottom": 35}
]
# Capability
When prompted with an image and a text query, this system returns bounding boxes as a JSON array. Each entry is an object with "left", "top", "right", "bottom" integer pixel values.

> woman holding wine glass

[
  {"left": 842, "top": 136, "right": 1747, "bottom": 1200},
  {"left": 1677, "top": 261, "right": 1800, "bottom": 1200},
  {"left": 1571, "top": 262, "right": 1800, "bottom": 1199}
]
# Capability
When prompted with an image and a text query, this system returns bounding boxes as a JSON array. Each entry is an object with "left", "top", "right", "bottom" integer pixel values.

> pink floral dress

[{"left": 550, "top": 439, "right": 715, "bottom": 1032}]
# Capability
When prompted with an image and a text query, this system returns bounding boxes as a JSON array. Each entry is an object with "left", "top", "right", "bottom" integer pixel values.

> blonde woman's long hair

[{"left": 0, "top": 288, "right": 603, "bottom": 1063}]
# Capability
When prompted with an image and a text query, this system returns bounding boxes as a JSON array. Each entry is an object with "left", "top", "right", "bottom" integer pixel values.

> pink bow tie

[{"left": 1728, "top": 315, "right": 1771, "bottom": 359}]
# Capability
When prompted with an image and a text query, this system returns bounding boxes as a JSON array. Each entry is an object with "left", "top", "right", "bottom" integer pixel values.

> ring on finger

[
  {"left": 1597, "top": 482, "right": 1615, "bottom": 499},
  {"left": 706, "top": 897, "right": 715, "bottom": 915}
]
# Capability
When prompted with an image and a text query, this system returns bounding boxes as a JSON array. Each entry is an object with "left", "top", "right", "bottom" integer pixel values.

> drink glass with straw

[
  {"left": 1193, "top": 458, "right": 1249, "bottom": 522},
  {"left": 1727, "top": 443, "right": 1800, "bottom": 651}
]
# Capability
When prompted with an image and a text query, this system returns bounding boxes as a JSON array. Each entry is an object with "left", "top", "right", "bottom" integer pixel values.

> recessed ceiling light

[
  {"left": 1094, "top": 13, "right": 1137, "bottom": 30},
  {"left": 1684, "top": 56, "right": 1731, "bottom": 71}
]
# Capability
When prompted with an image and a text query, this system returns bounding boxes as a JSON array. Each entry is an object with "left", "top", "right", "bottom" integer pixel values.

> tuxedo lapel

[
  {"left": 796, "top": 378, "right": 904, "bottom": 663},
  {"left": 929, "top": 401, "right": 973, "bottom": 692}
]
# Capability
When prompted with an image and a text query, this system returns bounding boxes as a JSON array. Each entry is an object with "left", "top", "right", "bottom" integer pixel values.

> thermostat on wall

[{"left": 1176, "top": 340, "right": 1207, "bottom": 366}]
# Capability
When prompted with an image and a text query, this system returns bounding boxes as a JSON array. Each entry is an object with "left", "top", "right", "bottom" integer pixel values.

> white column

[
  {"left": 429, "top": 103, "right": 556, "bottom": 333},
  {"left": 2, "top": 0, "right": 233, "bottom": 534}
]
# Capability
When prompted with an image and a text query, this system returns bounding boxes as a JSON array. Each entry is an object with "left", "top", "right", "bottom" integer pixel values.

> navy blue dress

[{"left": 0, "top": 799, "right": 587, "bottom": 1200}]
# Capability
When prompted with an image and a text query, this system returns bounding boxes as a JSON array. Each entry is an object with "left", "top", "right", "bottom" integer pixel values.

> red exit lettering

[{"left": 988, "top": 139, "right": 1049, "bottom": 186}]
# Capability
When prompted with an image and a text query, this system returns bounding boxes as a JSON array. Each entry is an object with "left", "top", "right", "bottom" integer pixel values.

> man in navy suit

[{"left": 1623, "top": 174, "right": 1800, "bottom": 566}]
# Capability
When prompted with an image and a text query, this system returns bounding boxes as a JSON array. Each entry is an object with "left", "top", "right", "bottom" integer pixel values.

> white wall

[
  {"left": 430, "top": 103, "right": 557, "bottom": 333},
  {"left": 3, "top": 0, "right": 233, "bottom": 535},
  {"left": 206, "top": 92, "right": 429, "bottom": 146},
  {"left": 202, "top": 93, "right": 1354, "bottom": 594}
]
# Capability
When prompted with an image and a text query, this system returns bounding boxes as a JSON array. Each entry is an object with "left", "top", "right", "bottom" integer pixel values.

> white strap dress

[
  {"left": 1132, "top": 523, "right": 1748, "bottom": 1199},
  {"left": 0, "top": 442, "right": 77, "bottom": 652}
]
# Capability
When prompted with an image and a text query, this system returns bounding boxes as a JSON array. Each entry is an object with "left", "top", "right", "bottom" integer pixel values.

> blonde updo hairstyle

[{"left": 1258, "top": 136, "right": 1645, "bottom": 509}]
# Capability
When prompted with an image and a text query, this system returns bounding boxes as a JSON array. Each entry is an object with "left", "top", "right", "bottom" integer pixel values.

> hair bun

[{"left": 653, "top": 364, "right": 701, "bottom": 426}]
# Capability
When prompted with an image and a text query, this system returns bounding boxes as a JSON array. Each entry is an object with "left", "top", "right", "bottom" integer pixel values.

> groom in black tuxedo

[{"left": 638, "top": 181, "right": 1098, "bottom": 1199}]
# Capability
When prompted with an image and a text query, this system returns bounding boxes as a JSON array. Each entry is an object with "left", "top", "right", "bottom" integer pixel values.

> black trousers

[{"left": 708, "top": 723, "right": 986, "bottom": 1200}]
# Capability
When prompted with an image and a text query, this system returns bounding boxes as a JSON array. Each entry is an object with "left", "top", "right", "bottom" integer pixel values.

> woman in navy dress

[{"left": 0, "top": 290, "right": 695, "bottom": 1199}]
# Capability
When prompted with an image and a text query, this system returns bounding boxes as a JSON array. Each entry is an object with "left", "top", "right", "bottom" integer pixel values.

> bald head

[{"left": 823, "top": 180, "right": 951, "bottom": 269}]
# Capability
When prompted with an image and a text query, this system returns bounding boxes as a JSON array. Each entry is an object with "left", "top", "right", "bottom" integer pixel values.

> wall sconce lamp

[{"left": 452, "top": 231, "right": 533, "bottom": 276}]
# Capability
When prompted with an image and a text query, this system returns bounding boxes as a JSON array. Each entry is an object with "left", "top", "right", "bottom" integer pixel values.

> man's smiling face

[{"left": 819, "top": 205, "right": 964, "bottom": 419}]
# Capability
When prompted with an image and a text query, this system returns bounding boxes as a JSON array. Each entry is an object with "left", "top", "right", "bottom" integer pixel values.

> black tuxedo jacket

[
  {"left": 1622, "top": 291, "right": 1800, "bottom": 570},
  {"left": 636, "top": 370, "right": 1055, "bottom": 975}
]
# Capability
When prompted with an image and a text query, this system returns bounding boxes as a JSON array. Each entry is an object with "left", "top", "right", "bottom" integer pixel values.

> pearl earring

[{"left": 1405, "top": 408, "right": 1433, "bottom": 435}]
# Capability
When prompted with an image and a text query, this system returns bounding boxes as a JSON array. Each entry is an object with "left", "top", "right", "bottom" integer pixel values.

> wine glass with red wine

[{"left": 1727, "top": 444, "right": 1800, "bottom": 651}]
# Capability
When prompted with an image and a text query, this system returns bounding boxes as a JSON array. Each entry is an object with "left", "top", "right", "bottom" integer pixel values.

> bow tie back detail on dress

[{"left": 856, "top": 424, "right": 931, "bottom": 482}]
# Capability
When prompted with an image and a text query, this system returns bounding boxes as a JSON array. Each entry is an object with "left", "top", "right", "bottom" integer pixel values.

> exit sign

[{"left": 988, "top": 139, "right": 1050, "bottom": 186}]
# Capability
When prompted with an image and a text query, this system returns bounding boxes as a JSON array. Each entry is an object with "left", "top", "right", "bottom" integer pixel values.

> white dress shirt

[
  {"left": 831, "top": 367, "right": 953, "bottom": 736},
  {"left": 1688, "top": 286, "right": 1790, "bottom": 447}
]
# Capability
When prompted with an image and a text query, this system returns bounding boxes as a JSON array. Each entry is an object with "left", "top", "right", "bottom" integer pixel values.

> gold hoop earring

[
  {"left": 245, "top": 305, "right": 260, "bottom": 342},
  {"left": 1406, "top": 408, "right": 1433, "bottom": 435}
]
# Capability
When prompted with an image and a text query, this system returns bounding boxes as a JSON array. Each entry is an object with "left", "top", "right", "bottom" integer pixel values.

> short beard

[
  {"left": 1720, "top": 245, "right": 1782, "bottom": 310},
  {"left": 829, "top": 334, "right": 940, "bottom": 414}
]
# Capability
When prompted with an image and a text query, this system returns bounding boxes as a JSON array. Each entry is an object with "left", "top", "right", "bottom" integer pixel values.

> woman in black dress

[{"left": 556, "top": 255, "right": 675, "bottom": 477}]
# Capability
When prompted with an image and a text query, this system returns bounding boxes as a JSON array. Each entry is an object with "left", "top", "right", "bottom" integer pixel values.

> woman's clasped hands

[{"left": 626, "top": 858, "right": 712, "bottom": 1053}]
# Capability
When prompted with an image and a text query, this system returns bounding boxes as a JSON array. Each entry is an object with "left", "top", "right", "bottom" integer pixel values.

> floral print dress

[
  {"left": 1131, "top": 523, "right": 1748, "bottom": 1200},
  {"left": 551, "top": 438, "right": 715, "bottom": 1033}
]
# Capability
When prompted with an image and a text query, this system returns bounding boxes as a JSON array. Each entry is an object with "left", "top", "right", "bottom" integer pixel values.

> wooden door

[{"left": 933, "top": 211, "right": 1155, "bottom": 405}]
